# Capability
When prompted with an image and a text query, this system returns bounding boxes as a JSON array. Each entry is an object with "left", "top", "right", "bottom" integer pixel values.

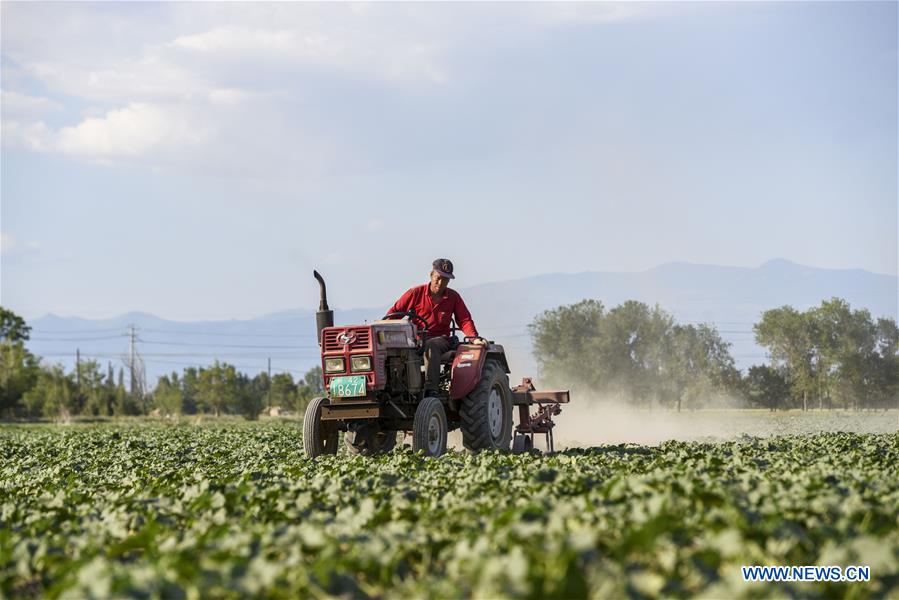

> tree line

[
  {"left": 529, "top": 298, "right": 898, "bottom": 410},
  {"left": 3, "top": 298, "right": 897, "bottom": 418},
  {"left": 0, "top": 307, "right": 323, "bottom": 420}
]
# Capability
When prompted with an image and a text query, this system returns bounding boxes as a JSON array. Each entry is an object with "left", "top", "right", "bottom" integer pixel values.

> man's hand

[{"left": 472, "top": 337, "right": 488, "bottom": 346}]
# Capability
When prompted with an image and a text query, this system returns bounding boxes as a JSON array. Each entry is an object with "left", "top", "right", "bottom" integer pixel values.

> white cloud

[
  {"left": 169, "top": 27, "right": 295, "bottom": 53},
  {"left": 0, "top": 3, "right": 661, "bottom": 175},
  {"left": 168, "top": 24, "right": 447, "bottom": 85},
  {"left": 1, "top": 120, "right": 52, "bottom": 152},
  {"left": 0, "top": 89, "right": 62, "bottom": 119},
  {"left": 3, "top": 103, "right": 212, "bottom": 162},
  {"left": 3, "top": 2, "right": 662, "bottom": 106},
  {"left": 55, "top": 103, "right": 209, "bottom": 158},
  {"left": 207, "top": 88, "right": 253, "bottom": 106},
  {"left": 54, "top": 103, "right": 210, "bottom": 157},
  {"left": 25, "top": 58, "right": 204, "bottom": 104},
  {"left": 366, "top": 219, "right": 383, "bottom": 232}
]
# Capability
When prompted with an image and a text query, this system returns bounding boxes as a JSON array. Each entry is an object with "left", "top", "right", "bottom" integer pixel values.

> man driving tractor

[
  {"left": 305, "top": 262, "right": 569, "bottom": 458},
  {"left": 388, "top": 258, "right": 487, "bottom": 396}
]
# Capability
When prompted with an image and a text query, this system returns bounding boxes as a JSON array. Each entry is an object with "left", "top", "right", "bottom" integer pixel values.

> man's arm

[
  {"left": 388, "top": 287, "right": 415, "bottom": 315},
  {"left": 453, "top": 294, "right": 479, "bottom": 338}
]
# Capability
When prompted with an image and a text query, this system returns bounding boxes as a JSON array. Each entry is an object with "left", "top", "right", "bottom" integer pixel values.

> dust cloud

[
  {"left": 429, "top": 389, "right": 897, "bottom": 452},
  {"left": 549, "top": 390, "right": 898, "bottom": 449}
]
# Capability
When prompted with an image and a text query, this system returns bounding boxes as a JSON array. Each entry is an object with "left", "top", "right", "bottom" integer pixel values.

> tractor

[{"left": 303, "top": 271, "right": 569, "bottom": 458}]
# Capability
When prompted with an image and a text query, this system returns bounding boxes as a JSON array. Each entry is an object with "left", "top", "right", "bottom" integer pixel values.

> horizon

[{"left": 20, "top": 256, "right": 898, "bottom": 323}]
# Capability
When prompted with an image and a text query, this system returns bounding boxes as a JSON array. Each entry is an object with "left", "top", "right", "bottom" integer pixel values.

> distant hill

[{"left": 25, "top": 259, "right": 897, "bottom": 385}]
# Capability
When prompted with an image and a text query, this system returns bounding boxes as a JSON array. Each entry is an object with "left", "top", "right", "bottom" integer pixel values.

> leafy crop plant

[{"left": 1, "top": 422, "right": 897, "bottom": 598}]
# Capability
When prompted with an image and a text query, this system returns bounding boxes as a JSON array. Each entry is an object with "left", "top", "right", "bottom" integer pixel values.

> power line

[
  {"left": 142, "top": 358, "right": 307, "bottom": 375},
  {"left": 39, "top": 352, "right": 319, "bottom": 359},
  {"left": 30, "top": 328, "right": 125, "bottom": 334},
  {"left": 30, "top": 335, "right": 125, "bottom": 342},
  {"left": 141, "top": 328, "right": 315, "bottom": 339},
  {"left": 683, "top": 320, "right": 757, "bottom": 325},
  {"left": 138, "top": 338, "right": 319, "bottom": 349}
]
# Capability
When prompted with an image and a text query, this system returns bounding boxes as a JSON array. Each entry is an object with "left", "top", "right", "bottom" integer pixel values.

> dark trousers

[{"left": 423, "top": 336, "right": 454, "bottom": 391}]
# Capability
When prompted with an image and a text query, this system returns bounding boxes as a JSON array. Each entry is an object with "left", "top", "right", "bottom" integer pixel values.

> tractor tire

[
  {"left": 345, "top": 423, "right": 398, "bottom": 456},
  {"left": 460, "top": 359, "right": 513, "bottom": 452},
  {"left": 412, "top": 396, "right": 448, "bottom": 457},
  {"left": 303, "top": 397, "right": 339, "bottom": 458}
]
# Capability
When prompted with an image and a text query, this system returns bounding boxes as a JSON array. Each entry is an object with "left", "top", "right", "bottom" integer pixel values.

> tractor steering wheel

[{"left": 382, "top": 310, "right": 430, "bottom": 334}]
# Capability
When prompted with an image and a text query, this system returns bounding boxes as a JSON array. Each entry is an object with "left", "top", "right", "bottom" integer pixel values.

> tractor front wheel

[
  {"left": 461, "top": 359, "right": 513, "bottom": 452},
  {"left": 303, "top": 397, "right": 339, "bottom": 458},
  {"left": 345, "top": 423, "right": 398, "bottom": 456},
  {"left": 412, "top": 396, "right": 448, "bottom": 457}
]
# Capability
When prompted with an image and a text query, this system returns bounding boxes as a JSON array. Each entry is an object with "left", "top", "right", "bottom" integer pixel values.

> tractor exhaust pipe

[{"left": 313, "top": 270, "right": 334, "bottom": 344}]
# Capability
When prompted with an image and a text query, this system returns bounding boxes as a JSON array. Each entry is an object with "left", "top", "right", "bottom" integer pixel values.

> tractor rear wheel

[
  {"left": 412, "top": 396, "right": 448, "bottom": 457},
  {"left": 345, "top": 423, "right": 398, "bottom": 456},
  {"left": 303, "top": 397, "right": 339, "bottom": 458},
  {"left": 461, "top": 359, "right": 513, "bottom": 452}
]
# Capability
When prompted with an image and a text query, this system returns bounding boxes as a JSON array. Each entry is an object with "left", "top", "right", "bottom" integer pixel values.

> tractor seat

[{"left": 439, "top": 350, "right": 456, "bottom": 364}]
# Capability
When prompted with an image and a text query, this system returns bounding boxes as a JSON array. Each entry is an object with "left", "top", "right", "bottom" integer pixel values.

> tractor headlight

[
  {"left": 324, "top": 358, "right": 345, "bottom": 373},
  {"left": 351, "top": 355, "right": 372, "bottom": 372}
]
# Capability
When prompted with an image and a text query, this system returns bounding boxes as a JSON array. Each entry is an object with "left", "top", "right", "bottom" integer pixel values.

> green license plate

[{"left": 329, "top": 375, "right": 367, "bottom": 398}]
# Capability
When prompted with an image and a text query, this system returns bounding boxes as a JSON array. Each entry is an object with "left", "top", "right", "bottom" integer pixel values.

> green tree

[
  {"left": 196, "top": 361, "right": 241, "bottom": 417},
  {"left": 271, "top": 373, "right": 298, "bottom": 411},
  {"left": 0, "top": 307, "right": 31, "bottom": 342},
  {"left": 253, "top": 371, "right": 271, "bottom": 412},
  {"left": 529, "top": 300, "right": 606, "bottom": 389},
  {"left": 530, "top": 299, "right": 739, "bottom": 409},
  {"left": 808, "top": 298, "right": 858, "bottom": 409},
  {"left": 598, "top": 301, "right": 671, "bottom": 404},
  {"left": 22, "top": 365, "right": 76, "bottom": 420},
  {"left": 303, "top": 366, "right": 323, "bottom": 394},
  {"left": 756, "top": 299, "right": 898, "bottom": 410},
  {"left": 664, "top": 323, "right": 739, "bottom": 411},
  {"left": 105, "top": 362, "right": 117, "bottom": 415},
  {"left": 180, "top": 367, "right": 200, "bottom": 414},
  {"left": 113, "top": 367, "right": 138, "bottom": 416},
  {"left": 238, "top": 372, "right": 263, "bottom": 420},
  {"left": 745, "top": 365, "right": 791, "bottom": 410},
  {"left": 154, "top": 373, "right": 184, "bottom": 416},
  {"left": 755, "top": 306, "right": 816, "bottom": 410},
  {"left": 75, "top": 360, "right": 108, "bottom": 416},
  {"left": 0, "top": 339, "right": 41, "bottom": 418},
  {"left": 871, "top": 318, "right": 899, "bottom": 408}
]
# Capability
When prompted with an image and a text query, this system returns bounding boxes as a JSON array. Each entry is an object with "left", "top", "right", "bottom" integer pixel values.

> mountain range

[{"left": 24, "top": 259, "right": 898, "bottom": 385}]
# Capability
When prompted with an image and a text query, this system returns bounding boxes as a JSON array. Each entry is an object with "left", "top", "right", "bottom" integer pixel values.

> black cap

[{"left": 432, "top": 258, "right": 455, "bottom": 279}]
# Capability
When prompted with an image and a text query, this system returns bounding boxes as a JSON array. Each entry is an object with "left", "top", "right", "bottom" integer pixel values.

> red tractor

[{"left": 303, "top": 271, "right": 569, "bottom": 458}]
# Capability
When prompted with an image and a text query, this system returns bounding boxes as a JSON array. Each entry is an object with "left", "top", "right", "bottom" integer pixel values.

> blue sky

[{"left": 2, "top": 2, "right": 896, "bottom": 320}]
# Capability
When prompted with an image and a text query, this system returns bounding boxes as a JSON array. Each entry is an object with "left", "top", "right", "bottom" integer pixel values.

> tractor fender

[
  {"left": 449, "top": 344, "right": 488, "bottom": 400},
  {"left": 486, "top": 344, "right": 511, "bottom": 374}
]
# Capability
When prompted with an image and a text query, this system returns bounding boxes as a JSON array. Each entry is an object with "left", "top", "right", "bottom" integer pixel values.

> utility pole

[
  {"left": 267, "top": 357, "right": 272, "bottom": 412},
  {"left": 128, "top": 325, "right": 136, "bottom": 399},
  {"left": 75, "top": 348, "right": 82, "bottom": 413}
]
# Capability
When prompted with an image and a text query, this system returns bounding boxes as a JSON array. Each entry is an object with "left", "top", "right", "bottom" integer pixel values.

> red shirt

[{"left": 388, "top": 284, "right": 479, "bottom": 338}]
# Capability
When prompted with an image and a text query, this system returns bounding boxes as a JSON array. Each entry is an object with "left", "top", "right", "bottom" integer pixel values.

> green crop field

[{"left": 2, "top": 421, "right": 898, "bottom": 599}]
